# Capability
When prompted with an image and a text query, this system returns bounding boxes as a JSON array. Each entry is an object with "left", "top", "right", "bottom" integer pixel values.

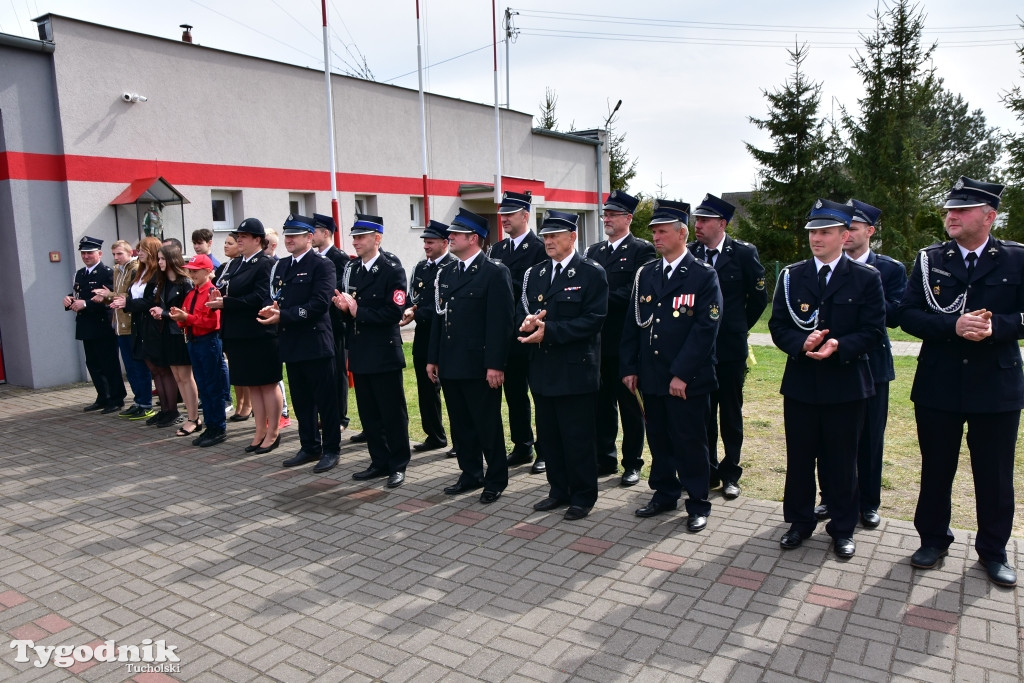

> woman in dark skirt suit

[{"left": 207, "top": 218, "right": 283, "bottom": 453}]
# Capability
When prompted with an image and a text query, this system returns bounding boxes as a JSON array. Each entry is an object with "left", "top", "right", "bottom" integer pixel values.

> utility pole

[{"left": 503, "top": 7, "right": 518, "bottom": 108}]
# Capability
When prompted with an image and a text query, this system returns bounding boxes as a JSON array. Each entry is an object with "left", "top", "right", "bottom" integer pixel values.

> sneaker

[
  {"left": 279, "top": 416, "right": 291, "bottom": 429},
  {"left": 145, "top": 411, "right": 164, "bottom": 426},
  {"left": 131, "top": 407, "right": 156, "bottom": 421},
  {"left": 118, "top": 405, "right": 140, "bottom": 418}
]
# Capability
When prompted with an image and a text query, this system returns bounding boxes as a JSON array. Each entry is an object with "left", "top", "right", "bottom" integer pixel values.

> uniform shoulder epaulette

[
  {"left": 580, "top": 257, "right": 601, "bottom": 269},
  {"left": 919, "top": 241, "right": 945, "bottom": 253},
  {"left": 848, "top": 259, "right": 875, "bottom": 272},
  {"left": 733, "top": 238, "right": 752, "bottom": 247},
  {"left": 997, "top": 239, "right": 1024, "bottom": 249},
  {"left": 874, "top": 253, "right": 900, "bottom": 264},
  {"left": 686, "top": 240, "right": 697, "bottom": 250},
  {"left": 694, "top": 259, "right": 711, "bottom": 269}
]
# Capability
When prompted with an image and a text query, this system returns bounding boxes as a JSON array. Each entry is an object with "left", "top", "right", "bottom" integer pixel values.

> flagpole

[
  {"left": 416, "top": 0, "right": 430, "bottom": 224},
  {"left": 322, "top": 0, "right": 342, "bottom": 248},
  {"left": 492, "top": 0, "right": 502, "bottom": 206}
]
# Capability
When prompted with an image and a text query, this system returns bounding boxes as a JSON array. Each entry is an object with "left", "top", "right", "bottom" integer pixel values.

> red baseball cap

[{"left": 184, "top": 254, "right": 214, "bottom": 271}]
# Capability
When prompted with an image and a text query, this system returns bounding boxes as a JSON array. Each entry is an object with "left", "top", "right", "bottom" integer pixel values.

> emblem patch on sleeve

[
  {"left": 755, "top": 277, "right": 766, "bottom": 291},
  {"left": 709, "top": 303, "right": 720, "bottom": 321},
  {"left": 393, "top": 290, "right": 406, "bottom": 306}
]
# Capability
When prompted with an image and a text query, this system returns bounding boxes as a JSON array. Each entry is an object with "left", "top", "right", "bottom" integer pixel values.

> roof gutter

[{"left": 0, "top": 32, "right": 54, "bottom": 53}]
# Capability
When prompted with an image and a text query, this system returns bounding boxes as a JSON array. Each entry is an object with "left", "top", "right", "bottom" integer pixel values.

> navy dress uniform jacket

[
  {"left": 218, "top": 254, "right": 276, "bottom": 339},
  {"left": 72, "top": 263, "right": 116, "bottom": 339},
  {"left": 342, "top": 254, "right": 407, "bottom": 373},
  {"left": 900, "top": 237, "right": 1024, "bottom": 413},
  {"left": 689, "top": 236, "right": 768, "bottom": 362},
  {"left": 864, "top": 250, "right": 907, "bottom": 383},
  {"left": 274, "top": 253, "right": 335, "bottom": 363},
  {"left": 517, "top": 253, "right": 608, "bottom": 396},
  {"left": 620, "top": 253, "right": 722, "bottom": 395},
  {"left": 769, "top": 257, "right": 885, "bottom": 404},
  {"left": 586, "top": 233, "right": 657, "bottom": 358},
  {"left": 428, "top": 256, "right": 514, "bottom": 378},
  {"left": 321, "top": 245, "right": 352, "bottom": 342},
  {"left": 411, "top": 253, "right": 456, "bottom": 360}
]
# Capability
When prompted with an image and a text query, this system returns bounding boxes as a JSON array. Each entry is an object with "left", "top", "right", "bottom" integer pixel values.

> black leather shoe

[
  {"left": 780, "top": 529, "right": 808, "bottom": 549},
  {"left": 480, "top": 490, "right": 502, "bottom": 504},
  {"left": 444, "top": 480, "right": 483, "bottom": 495},
  {"left": 446, "top": 448, "right": 457, "bottom": 458},
  {"left": 254, "top": 434, "right": 281, "bottom": 454},
  {"left": 312, "top": 452, "right": 339, "bottom": 473},
  {"left": 100, "top": 402, "right": 125, "bottom": 414},
  {"left": 533, "top": 497, "right": 568, "bottom": 512},
  {"left": 349, "top": 431, "right": 367, "bottom": 443},
  {"left": 282, "top": 450, "right": 320, "bottom": 468},
  {"left": 861, "top": 509, "right": 881, "bottom": 528},
  {"left": 686, "top": 515, "right": 708, "bottom": 533},
  {"left": 413, "top": 439, "right": 447, "bottom": 452},
  {"left": 620, "top": 469, "right": 641, "bottom": 487},
  {"left": 194, "top": 430, "right": 227, "bottom": 448},
  {"left": 722, "top": 481, "right": 740, "bottom": 500},
  {"left": 386, "top": 471, "right": 405, "bottom": 488},
  {"left": 244, "top": 443, "right": 261, "bottom": 453},
  {"left": 83, "top": 401, "right": 104, "bottom": 412},
  {"left": 814, "top": 504, "right": 830, "bottom": 520},
  {"left": 635, "top": 500, "right": 676, "bottom": 518},
  {"left": 833, "top": 537, "right": 856, "bottom": 559},
  {"left": 531, "top": 458, "right": 546, "bottom": 474},
  {"left": 507, "top": 445, "right": 534, "bottom": 466},
  {"left": 564, "top": 505, "right": 591, "bottom": 521},
  {"left": 910, "top": 546, "right": 948, "bottom": 569},
  {"left": 352, "top": 466, "right": 388, "bottom": 480},
  {"left": 982, "top": 560, "right": 1017, "bottom": 587}
]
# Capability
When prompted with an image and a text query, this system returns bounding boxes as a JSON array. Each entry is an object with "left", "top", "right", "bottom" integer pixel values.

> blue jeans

[
  {"left": 188, "top": 333, "right": 228, "bottom": 431},
  {"left": 116, "top": 334, "right": 152, "bottom": 408}
]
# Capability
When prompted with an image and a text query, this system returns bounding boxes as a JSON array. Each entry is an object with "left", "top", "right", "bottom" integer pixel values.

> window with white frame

[
  {"left": 410, "top": 197, "right": 424, "bottom": 227},
  {"left": 211, "top": 190, "right": 236, "bottom": 232}
]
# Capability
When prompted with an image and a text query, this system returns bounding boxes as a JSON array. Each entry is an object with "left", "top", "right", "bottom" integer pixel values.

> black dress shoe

[
  {"left": 83, "top": 401, "right": 104, "bottom": 412},
  {"left": 254, "top": 434, "right": 281, "bottom": 455},
  {"left": 833, "top": 537, "right": 856, "bottom": 559},
  {"left": 533, "top": 497, "right": 568, "bottom": 512},
  {"left": 861, "top": 509, "right": 881, "bottom": 528},
  {"left": 352, "top": 465, "right": 388, "bottom": 480},
  {"left": 444, "top": 480, "right": 483, "bottom": 495},
  {"left": 814, "top": 504, "right": 830, "bottom": 520},
  {"left": 780, "top": 529, "right": 809, "bottom": 549},
  {"left": 982, "top": 560, "right": 1017, "bottom": 587},
  {"left": 386, "top": 471, "right": 405, "bottom": 488},
  {"left": 480, "top": 490, "right": 502, "bottom": 504},
  {"left": 507, "top": 445, "right": 534, "bottom": 466},
  {"left": 530, "top": 459, "right": 546, "bottom": 474},
  {"left": 349, "top": 431, "right": 367, "bottom": 443},
  {"left": 446, "top": 448, "right": 457, "bottom": 458},
  {"left": 100, "top": 402, "right": 125, "bottom": 414},
  {"left": 228, "top": 411, "right": 252, "bottom": 422},
  {"left": 620, "top": 469, "right": 641, "bottom": 487},
  {"left": 194, "top": 430, "right": 227, "bottom": 448},
  {"left": 312, "top": 452, "right": 339, "bottom": 473},
  {"left": 244, "top": 443, "right": 261, "bottom": 453},
  {"left": 635, "top": 500, "right": 676, "bottom": 518},
  {"left": 413, "top": 439, "right": 447, "bottom": 452},
  {"left": 722, "top": 481, "right": 741, "bottom": 500},
  {"left": 910, "top": 546, "right": 948, "bottom": 569},
  {"left": 564, "top": 505, "right": 591, "bottom": 521},
  {"left": 686, "top": 515, "right": 708, "bottom": 533},
  {"left": 282, "top": 450, "right": 320, "bottom": 468}
]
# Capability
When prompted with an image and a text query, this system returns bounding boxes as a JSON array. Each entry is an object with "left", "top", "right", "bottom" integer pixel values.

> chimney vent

[{"left": 180, "top": 24, "right": 193, "bottom": 43}]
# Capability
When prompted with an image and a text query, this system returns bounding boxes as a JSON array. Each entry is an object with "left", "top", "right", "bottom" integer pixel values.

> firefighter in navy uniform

[
  {"left": 312, "top": 213, "right": 353, "bottom": 433},
  {"left": 689, "top": 193, "right": 768, "bottom": 500},
  {"left": 258, "top": 214, "right": 341, "bottom": 473},
  {"left": 64, "top": 236, "right": 127, "bottom": 412},
  {"left": 401, "top": 220, "right": 455, "bottom": 453},
  {"left": 427, "top": 209, "right": 514, "bottom": 502},
  {"left": 489, "top": 190, "right": 548, "bottom": 474},
  {"left": 768, "top": 199, "right": 885, "bottom": 560},
  {"left": 518, "top": 210, "right": 608, "bottom": 521},
  {"left": 900, "top": 177, "right": 1024, "bottom": 588},
  {"left": 332, "top": 214, "right": 411, "bottom": 489},
  {"left": 621, "top": 200, "right": 722, "bottom": 533},
  {"left": 585, "top": 189, "right": 657, "bottom": 487}
]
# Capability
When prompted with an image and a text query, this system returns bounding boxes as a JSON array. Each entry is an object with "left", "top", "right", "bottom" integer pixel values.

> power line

[
  {"left": 187, "top": 0, "right": 324, "bottom": 64},
  {"left": 382, "top": 42, "right": 500, "bottom": 84}
]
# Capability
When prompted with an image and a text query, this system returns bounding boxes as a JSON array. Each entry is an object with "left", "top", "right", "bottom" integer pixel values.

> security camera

[
  {"left": 121, "top": 92, "right": 148, "bottom": 103},
  {"left": 122, "top": 92, "right": 132, "bottom": 102}
]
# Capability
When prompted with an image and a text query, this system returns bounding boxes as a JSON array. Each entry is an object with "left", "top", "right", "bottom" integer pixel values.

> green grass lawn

[{"left": 306, "top": 341, "right": 1023, "bottom": 537}]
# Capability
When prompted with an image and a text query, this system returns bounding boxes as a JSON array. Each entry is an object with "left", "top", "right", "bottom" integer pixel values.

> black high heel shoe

[
  {"left": 244, "top": 440, "right": 263, "bottom": 453},
  {"left": 254, "top": 434, "right": 281, "bottom": 454}
]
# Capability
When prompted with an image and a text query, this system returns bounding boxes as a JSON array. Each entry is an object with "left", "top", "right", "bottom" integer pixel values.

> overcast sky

[{"left": 2, "top": 1, "right": 1021, "bottom": 204}]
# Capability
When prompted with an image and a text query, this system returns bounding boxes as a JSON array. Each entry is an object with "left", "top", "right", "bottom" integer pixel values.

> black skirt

[{"left": 223, "top": 336, "right": 282, "bottom": 386}]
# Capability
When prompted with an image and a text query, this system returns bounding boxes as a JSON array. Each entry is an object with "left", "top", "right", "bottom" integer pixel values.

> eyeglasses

[{"left": 600, "top": 212, "right": 628, "bottom": 220}]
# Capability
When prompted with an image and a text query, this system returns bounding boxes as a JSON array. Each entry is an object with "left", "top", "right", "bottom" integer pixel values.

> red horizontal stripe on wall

[{"left": 0, "top": 152, "right": 597, "bottom": 204}]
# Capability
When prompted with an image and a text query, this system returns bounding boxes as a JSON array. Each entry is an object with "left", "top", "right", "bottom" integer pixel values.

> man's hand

[
  {"left": 91, "top": 286, "right": 112, "bottom": 304},
  {"left": 63, "top": 295, "right": 74, "bottom": 309},
  {"left": 486, "top": 369, "right": 504, "bottom": 389},
  {"left": 622, "top": 374, "right": 638, "bottom": 393},
  {"left": 400, "top": 306, "right": 416, "bottom": 326},
  {"left": 426, "top": 363, "right": 439, "bottom": 384},
  {"left": 517, "top": 309, "right": 546, "bottom": 344},
  {"left": 802, "top": 328, "right": 830, "bottom": 354},
  {"left": 958, "top": 309, "right": 993, "bottom": 341},
  {"left": 669, "top": 376, "right": 688, "bottom": 399},
  {"left": 333, "top": 290, "right": 357, "bottom": 316},
  {"left": 257, "top": 302, "right": 280, "bottom": 325},
  {"left": 70, "top": 299, "right": 86, "bottom": 312},
  {"left": 806, "top": 338, "right": 839, "bottom": 360}
]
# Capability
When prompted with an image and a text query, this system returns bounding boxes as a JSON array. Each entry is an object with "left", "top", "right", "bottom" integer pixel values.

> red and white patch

[{"left": 393, "top": 290, "right": 406, "bottom": 306}]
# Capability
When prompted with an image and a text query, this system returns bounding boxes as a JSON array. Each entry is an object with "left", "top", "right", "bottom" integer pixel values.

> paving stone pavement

[{"left": 0, "top": 381, "right": 1020, "bottom": 682}]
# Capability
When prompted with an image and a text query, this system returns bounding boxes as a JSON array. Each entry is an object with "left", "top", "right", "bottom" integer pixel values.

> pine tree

[
  {"left": 537, "top": 87, "right": 558, "bottom": 130},
  {"left": 1000, "top": 29, "right": 1024, "bottom": 242}
]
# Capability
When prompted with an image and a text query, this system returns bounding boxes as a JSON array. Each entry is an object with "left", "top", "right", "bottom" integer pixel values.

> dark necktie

[
  {"left": 458, "top": 261, "right": 466, "bottom": 278},
  {"left": 553, "top": 263, "right": 562, "bottom": 283},
  {"left": 292, "top": 257, "right": 299, "bottom": 268},
  {"left": 965, "top": 252, "right": 977, "bottom": 280},
  {"left": 706, "top": 248, "right": 718, "bottom": 266},
  {"left": 818, "top": 264, "right": 831, "bottom": 295},
  {"left": 663, "top": 264, "right": 672, "bottom": 284}
]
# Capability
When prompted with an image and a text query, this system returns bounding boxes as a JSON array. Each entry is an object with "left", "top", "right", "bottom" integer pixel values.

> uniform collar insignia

[{"left": 567, "top": 267, "right": 576, "bottom": 279}]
